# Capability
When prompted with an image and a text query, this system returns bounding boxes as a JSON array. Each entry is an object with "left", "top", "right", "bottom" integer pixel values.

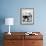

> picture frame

[{"left": 20, "top": 8, "right": 34, "bottom": 25}]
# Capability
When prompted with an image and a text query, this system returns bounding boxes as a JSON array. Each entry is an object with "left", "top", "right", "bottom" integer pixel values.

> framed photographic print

[{"left": 20, "top": 8, "right": 34, "bottom": 25}]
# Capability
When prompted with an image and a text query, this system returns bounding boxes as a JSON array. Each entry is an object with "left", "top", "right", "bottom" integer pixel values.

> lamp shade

[{"left": 5, "top": 18, "right": 14, "bottom": 25}]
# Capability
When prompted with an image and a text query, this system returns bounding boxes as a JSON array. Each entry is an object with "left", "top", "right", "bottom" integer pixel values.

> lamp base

[{"left": 8, "top": 32, "right": 11, "bottom": 35}]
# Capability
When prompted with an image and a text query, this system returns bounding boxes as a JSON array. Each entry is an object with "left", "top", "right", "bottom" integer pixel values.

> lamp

[{"left": 5, "top": 18, "right": 14, "bottom": 35}]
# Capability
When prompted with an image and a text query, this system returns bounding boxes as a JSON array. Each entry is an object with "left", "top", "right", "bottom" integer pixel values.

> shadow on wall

[
  {"left": 0, "top": 33, "right": 4, "bottom": 46},
  {"left": 0, "top": 16, "right": 5, "bottom": 46}
]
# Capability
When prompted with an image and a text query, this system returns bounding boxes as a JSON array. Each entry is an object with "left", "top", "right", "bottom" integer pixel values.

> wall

[
  {"left": 0, "top": 0, "right": 46, "bottom": 46},
  {"left": 0, "top": 0, "right": 46, "bottom": 32}
]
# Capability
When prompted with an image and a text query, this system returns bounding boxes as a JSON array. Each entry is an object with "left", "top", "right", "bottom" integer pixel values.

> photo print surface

[{"left": 20, "top": 8, "right": 34, "bottom": 24}]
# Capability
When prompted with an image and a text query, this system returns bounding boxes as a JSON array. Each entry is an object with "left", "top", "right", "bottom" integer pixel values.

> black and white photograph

[{"left": 20, "top": 8, "right": 34, "bottom": 24}]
